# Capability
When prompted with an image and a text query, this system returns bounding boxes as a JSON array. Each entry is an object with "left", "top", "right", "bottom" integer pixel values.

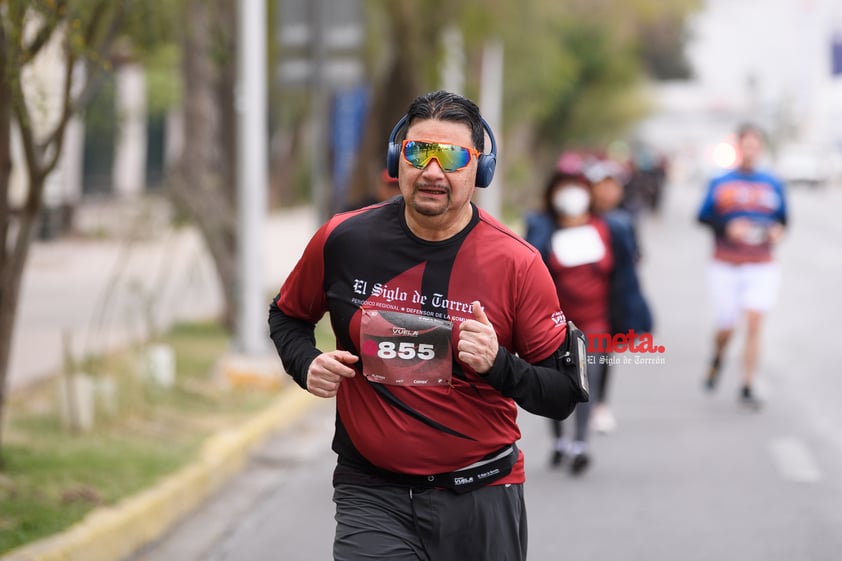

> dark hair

[
  {"left": 402, "top": 90, "right": 485, "bottom": 152},
  {"left": 736, "top": 122, "right": 765, "bottom": 142},
  {"left": 542, "top": 170, "right": 590, "bottom": 217}
]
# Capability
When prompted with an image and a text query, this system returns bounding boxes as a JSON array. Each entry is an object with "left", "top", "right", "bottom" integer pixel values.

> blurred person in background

[
  {"left": 587, "top": 160, "right": 653, "bottom": 433},
  {"left": 697, "top": 123, "right": 788, "bottom": 409},
  {"left": 623, "top": 145, "right": 668, "bottom": 217},
  {"left": 524, "top": 153, "right": 610, "bottom": 475},
  {"left": 344, "top": 168, "right": 402, "bottom": 211}
]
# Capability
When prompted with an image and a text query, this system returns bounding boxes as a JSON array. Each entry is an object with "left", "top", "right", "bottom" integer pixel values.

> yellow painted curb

[{"left": 1, "top": 388, "right": 320, "bottom": 561}]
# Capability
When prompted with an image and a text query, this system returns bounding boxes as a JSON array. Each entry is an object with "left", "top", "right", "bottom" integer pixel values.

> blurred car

[{"left": 774, "top": 143, "right": 829, "bottom": 188}]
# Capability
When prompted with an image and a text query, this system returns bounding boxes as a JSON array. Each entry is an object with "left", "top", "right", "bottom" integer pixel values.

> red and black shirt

[{"left": 269, "top": 198, "right": 579, "bottom": 485}]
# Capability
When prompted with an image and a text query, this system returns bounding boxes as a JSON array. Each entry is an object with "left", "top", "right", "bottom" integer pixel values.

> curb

[{"left": 1, "top": 388, "right": 319, "bottom": 561}]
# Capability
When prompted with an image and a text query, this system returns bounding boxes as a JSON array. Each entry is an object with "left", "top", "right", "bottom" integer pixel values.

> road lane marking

[{"left": 769, "top": 437, "right": 821, "bottom": 483}]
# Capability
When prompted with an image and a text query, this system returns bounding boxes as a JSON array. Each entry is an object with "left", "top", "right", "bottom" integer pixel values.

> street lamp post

[{"left": 236, "top": 0, "right": 268, "bottom": 356}]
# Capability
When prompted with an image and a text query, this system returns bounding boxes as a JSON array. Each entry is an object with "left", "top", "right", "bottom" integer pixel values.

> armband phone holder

[{"left": 561, "top": 320, "right": 589, "bottom": 402}]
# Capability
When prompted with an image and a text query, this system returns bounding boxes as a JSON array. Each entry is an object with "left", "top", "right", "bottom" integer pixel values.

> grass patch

[
  {"left": 0, "top": 435, "right": 192, "bottom": 550},
  {"left": 0, "top": 317, "right": 336, "bottom": 554}
]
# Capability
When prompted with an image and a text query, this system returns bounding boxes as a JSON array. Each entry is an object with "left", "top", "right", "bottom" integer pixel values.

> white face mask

[{"left": 552, "top": 185, "right": 590, "bottom": 217}]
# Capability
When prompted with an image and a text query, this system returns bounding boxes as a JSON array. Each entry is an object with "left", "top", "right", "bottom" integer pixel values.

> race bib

[
  {"left": 742, "top": 221, "right": 769, "bottom": 245},
  {"left": 359, "top": 309, "right": 453, "bottom": 386},
  {"left": 551, "top": 225, "right": 606, "bottom": 267}
]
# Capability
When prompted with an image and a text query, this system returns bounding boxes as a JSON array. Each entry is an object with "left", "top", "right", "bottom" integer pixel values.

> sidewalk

[{"left": 10, "top": 203, "right": 317, "bottom": 393}]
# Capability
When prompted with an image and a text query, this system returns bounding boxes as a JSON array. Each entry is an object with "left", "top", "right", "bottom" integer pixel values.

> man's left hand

[
  {"left": 457, "top": 301, "right": 499, "bottom": 374},
  {"left": 767, "top": 222, "right": 785, "bottom": 244}
]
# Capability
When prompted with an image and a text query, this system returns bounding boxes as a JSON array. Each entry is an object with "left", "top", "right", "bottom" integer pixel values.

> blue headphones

[{"left": 386, "top": 115, "right": 497, "bottom": 188}]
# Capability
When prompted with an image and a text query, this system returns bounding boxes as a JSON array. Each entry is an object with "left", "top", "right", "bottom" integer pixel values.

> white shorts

[{"left": 708, "top": 260, "right": 781, "bottom": 329}]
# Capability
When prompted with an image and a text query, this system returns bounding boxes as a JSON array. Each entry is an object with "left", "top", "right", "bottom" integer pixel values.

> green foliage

[
  {"left": 634, "top": 12, "right": 697, "bottom": 80},
  {"left": 119, "top": 0, "right": 183, "bottom": 116},
  {"left": 119, "top": 0, "right": 181, "bottom": 53},
  {"left": 144, "top": 44, "right": 181, "bottom": 116},
  {"left": 319, "top": 0, "right": 701, "bottom": 214},
  {"left": 535, "top": 18, "right": 647, "bottom": 149},
  {"left": 359, "top": 0, "right": 698, "bottom": 157}
]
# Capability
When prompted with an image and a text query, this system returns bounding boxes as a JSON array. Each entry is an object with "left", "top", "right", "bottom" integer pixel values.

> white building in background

[
  {"left": 685, "top": 0, "right": 842, "bottom": 146},
  {"left": 112, "top": 63, "right": 148, "bottom": 198},
  {"left": 637, "top": 0, "right": 842, "bottom": 187},
  {"left": 10, "top": 19, "right": 166, "bottom": 238},
  {"left": 10, "top": 20, "right": 82, "bottom": 210}
]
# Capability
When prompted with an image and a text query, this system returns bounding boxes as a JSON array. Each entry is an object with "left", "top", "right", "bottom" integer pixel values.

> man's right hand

[{"left": 306, "top": 351, "right": 358, "bottom": 398}]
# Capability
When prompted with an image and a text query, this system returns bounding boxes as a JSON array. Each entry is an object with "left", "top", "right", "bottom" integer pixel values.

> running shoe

[
  {"left": 739, "top": 386, "right": 763, "bottom": 410},
  {"left": 570, "top": 453, "right": 591, "bottom": 475},
  {"left": 592, "top": 406, "right": 618, "bottom": 434},
  {"left": 568, "top": 441, "right": 591, "bottom": 475},
  {"left": 704, "top": 356, "right": 722, "bottom": 391},
  {"left": 549, "top": 437, "right": 570, "bottom": 468}
]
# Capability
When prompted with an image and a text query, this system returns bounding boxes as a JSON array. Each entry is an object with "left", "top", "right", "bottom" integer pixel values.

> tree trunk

[
  {"left": 0, "top": 0, "right": 143, "bottom": 466},
  {"left": 0, "top": 53, "right": 46, "bottom": 463},
  {"left": 344, "top": 1, "right": 426, "bottom": 208},
  {"left": 0, "top": 25, "right": 12, "bottom": 466},
  {"left": 0, "top": 22, "right": 45, "bottom": 468},
  {"left": 214, "top": 0, "right": 238, "bottom": 211},
  {"left": 0, "top": 10, "right": 60, "bottom": 467},
  {"left": 167, "top": 0, "right": 239, "bottom": 331},
  {"left": 0, "top": 181, "right": 43, "bottom": 468}
]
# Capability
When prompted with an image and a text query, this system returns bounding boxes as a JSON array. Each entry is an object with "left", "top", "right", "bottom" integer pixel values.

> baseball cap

[
  {"left": 585, "top": 160, "right": 626, "bottom": 184},
  {"left": 556, "top": 151, "right": 586, "bottom": 175}
]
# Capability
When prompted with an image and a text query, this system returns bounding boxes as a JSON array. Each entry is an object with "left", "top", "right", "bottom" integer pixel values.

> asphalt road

[{"left": 125, "top": 180, "right": 842, "bottom": 561}]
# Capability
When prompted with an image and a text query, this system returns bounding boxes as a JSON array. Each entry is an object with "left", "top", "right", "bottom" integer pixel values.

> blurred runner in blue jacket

[{"left": 697, "top": 123, "right": 788, "bottom": 409}]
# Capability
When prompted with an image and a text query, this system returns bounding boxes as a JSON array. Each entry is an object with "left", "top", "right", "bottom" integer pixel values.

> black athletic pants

[{"left": 333, "top": 482, "right": 527, "bottom": 561}]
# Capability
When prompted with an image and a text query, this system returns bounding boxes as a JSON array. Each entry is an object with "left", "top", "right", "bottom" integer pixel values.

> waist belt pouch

[
  {"left": 373, "top": 444, "right": 519, "bottom": 494},
  {"left": 441, "top": 444, "right": 519, "bottom": 494}
]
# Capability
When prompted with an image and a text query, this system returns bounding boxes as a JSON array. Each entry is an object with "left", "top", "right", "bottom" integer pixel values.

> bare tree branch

[
  {"left": 20, "top": 0, "right": 68, "bottom": 64},
  {"left": 0, "top": 22, "right": 11, "bottom": 258},
  {"left": 41, "top": 0, "right": 126, "bottom": 152},
  {"left": 38, "top": 44, "right": 76, "bottom": 175},
  {"left": 81, "top": 0, "right": 109, "bottom": 47},
  {"left": 8, "top": 57, "right": 42, "bottom": 188}
]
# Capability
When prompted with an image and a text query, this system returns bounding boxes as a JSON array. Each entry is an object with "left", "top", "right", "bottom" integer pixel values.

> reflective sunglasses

[{"left": 401, "top": 139, "right": 480, "bottom": 173}]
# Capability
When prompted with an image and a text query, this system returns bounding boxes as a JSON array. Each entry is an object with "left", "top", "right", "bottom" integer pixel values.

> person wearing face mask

[{"left": 524, "top": 154, "right": 614, "bottom": 475}]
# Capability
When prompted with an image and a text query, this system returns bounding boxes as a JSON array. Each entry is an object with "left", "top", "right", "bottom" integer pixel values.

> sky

[
  {"left": 683, "top": 0, "right": 842, "bottom": 143},
  {"left": 637, "top": 0, "right": 842, "bottom": 174}
]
